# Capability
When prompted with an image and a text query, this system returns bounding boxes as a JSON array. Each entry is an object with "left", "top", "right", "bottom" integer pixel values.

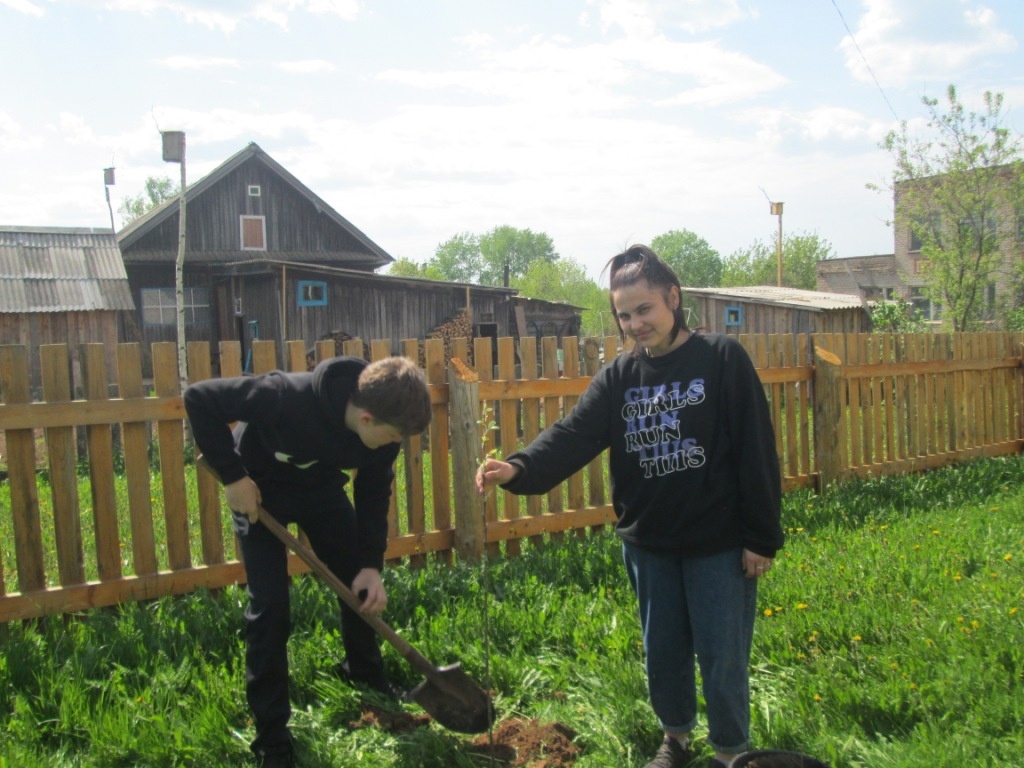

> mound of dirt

[
  {"left": 350, "top": 707, "right": 581, "bottom": 767},
  {"left": 468, "top": 719, "right": 580, "bottom": 767}
]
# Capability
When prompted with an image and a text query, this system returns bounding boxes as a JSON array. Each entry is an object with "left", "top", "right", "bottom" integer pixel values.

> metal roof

[
  {"left": 683, "top": 285, "right": 866, "bottom": 312},
  {"left": 0, "top": 226, "right": 135, "bottom": 313}
]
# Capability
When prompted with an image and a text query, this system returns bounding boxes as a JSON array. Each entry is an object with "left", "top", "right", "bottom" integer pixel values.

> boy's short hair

[{"left": 351, "top": 356, "right": 432, "bottom": 435}]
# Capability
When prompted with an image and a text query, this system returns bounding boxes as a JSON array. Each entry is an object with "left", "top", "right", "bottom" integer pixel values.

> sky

[{"left": 2, "top": 0, "right": 1023, "bottom": 284}]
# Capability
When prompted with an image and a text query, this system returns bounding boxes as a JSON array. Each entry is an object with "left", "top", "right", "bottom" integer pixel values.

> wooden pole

[
  {"left": 448, "top": 357, "right": 483, "bottom": 563},
  {"left": 813, "top": 344, "right": 845, "bottom": 491}
]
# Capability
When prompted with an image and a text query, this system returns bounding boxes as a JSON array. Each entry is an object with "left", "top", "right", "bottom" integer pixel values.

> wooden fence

[{"left": 0, "top": 332, "right": 1021, "bottom": 622}]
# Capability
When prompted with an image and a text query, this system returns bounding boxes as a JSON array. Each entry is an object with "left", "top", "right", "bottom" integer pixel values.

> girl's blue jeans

[{"left": 622, "top": 542, "right": 757, "bottom": 754}]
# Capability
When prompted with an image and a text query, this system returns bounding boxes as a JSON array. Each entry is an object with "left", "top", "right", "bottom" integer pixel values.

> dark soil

[{"left": 350, "top": 707, "right": 581, "bottom": 767}]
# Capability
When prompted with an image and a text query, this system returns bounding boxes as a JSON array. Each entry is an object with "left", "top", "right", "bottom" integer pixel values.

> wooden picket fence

[{"left": 0, "top": 331, "right": 1021, "bottom": 622}]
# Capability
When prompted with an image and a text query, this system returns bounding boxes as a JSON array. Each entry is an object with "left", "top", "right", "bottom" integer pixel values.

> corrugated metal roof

[
  {"left": 0, "top": 226, "right": 135, "bottom": 313},
  {"left": 683, "top": 285, "right": 865, "bottom": 312}
]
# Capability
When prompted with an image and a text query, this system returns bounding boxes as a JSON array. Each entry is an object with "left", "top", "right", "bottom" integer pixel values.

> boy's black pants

[{"left": 234, "top": 482, "right": 384, "bottom": 755}]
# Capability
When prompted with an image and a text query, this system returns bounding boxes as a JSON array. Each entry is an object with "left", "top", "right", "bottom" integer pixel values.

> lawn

[{"left": 1, "top": 456, "right": 1022, "bottom": 767}]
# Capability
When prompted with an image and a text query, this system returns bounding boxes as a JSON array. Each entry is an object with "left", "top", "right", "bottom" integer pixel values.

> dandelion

[
  {"left": 852, "top": 635, "right": 862, "bottom": 642},
  {"left": 813, "top": 693, "right": 822, "bottom": 702},
  {"left": 1010, "top": 607, "right": 1018, "bottom": 616},
  {"left": 1004, "top": 553, "right": 1013, "bottom": 562},
  {"left": 797, "top": 603, "right": 809, "bottom": 610},
  {"left": 953, "top": 574, "right": 962, "bottom": 582},
  {"left": 763, "top": 608, "right": 773, "bottom": 617}
]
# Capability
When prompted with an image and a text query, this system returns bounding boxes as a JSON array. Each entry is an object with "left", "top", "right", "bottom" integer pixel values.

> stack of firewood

[
  {"left": 421, "top": 308, "right": 474, "bottom": 369},
  {"left": 306, "top": 330, "right": 370, "bottom": 370}
]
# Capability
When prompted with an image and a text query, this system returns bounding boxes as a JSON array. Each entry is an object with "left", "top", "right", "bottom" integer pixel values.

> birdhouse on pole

[{"left": 161, "top": 131, "right": 185, "bottom": 163}]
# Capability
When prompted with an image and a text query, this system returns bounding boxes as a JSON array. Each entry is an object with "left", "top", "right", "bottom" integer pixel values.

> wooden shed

[
  {"left": 0, "top": 225, "right": 135, "bottom": 392},
  {"left": 207, "top": 259, "right": 516, "bottom": 372},
  {"left": 684, "top": 285, "right": 869, "bottom": 335},
  {"left": 117, "top": 143, "right": 400, "bottom": 372}
]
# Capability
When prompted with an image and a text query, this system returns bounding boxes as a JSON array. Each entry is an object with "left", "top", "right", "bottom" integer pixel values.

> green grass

[{"left": 2, "top": 456, "right": 1023, "bottom": 767}]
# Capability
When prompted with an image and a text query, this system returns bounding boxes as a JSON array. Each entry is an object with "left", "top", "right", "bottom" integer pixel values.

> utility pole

[
  {"left": 103, "top": 167, "right": 116, "bottom": 231},
  {"left": 162, "top": 131, "right": 188, "bottom": 390},
  {"left": 770, "top": 201, "right": 784, "bottom": 287}
]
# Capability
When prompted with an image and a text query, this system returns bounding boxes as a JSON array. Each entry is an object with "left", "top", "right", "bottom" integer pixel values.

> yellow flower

[
  {"left": 764, "top": 609, "right": 773, "bottom": 617},
  {"left": 1004, "top": 553, "right": 1013, "bottom": 562},
  {"left": 852, "top": 635, "right": 862, "bottom": 642},
  {"left": 797, "top": 603, "right": 809, "bottom": 610},
  {"left": 813, "top": 693, "right": 822, "bottom": 702}
]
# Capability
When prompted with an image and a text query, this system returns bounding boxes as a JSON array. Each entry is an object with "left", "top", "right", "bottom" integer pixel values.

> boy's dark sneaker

[
  {"left": 336, "top": 658, "right": 401, "bottom": 700},
  {"left": 644, "top": 736, "right": 693, "bottom": 768}
]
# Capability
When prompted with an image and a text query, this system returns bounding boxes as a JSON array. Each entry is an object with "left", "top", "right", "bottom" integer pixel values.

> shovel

[{"left": 196, "top": 456, "right": 494, "bottom": 734}]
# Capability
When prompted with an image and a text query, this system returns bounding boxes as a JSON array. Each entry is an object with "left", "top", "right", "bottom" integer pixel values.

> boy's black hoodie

[{"left": 183, "top": 356, "right": 398, "bottom": 570}]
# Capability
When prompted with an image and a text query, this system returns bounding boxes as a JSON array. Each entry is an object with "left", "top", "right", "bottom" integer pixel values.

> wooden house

[
  {"left": 683, "top": 285, "right": 869, "bottom": 335},
  {"left": 116, "top": 143, "right": 515, "bottom": 374},
  {"left": 0, "top": 225, "right": 135, "bottom": 392}
]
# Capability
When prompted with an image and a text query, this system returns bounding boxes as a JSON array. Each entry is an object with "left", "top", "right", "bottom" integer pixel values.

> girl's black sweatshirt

[{"left": 502, "top": 333, "right": 784, "bottom": 558}]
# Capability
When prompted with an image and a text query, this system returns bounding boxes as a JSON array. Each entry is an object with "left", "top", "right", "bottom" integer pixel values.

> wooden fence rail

[{"left": 1, "top": 331, "right": 1021, "bottom": 622}]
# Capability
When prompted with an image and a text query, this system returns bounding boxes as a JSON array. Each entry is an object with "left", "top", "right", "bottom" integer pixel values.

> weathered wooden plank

[
  {"left": 496, "top": 336, "right": 521, "bottom": 557},
  {"left": 41, "top": 344, "right": 85, "bottom": 586},
  {"left": 118, "top": 343, "right": 158, "bottom": 576},
  {"left": 519, "top": 337, "right": 543, "bottom": 540},
  {"left": 187, "top": 342, "right": 225, "bottom": 567},
  {"left": 82, "top": 343, "right": 121, "bottom": 582},
  {"left": 424, "top": 338, "right": 451, "bottom": 565},
  {"left": 562, "top": 337, "right": 585, "bottom": 538},
  {"left": 401, "top": 339, "right": 426, "bottom": 569},
  {"left": 153, "top": 343, "right": 191, "bottom": 571},
  {"left": 1, "top": 345, "right": 45, "bottom": 593}
]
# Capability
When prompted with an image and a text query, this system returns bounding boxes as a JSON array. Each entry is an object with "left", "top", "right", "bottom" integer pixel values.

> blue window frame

[
  {"left": 724, "top": 305, "right": 744, "bottom": 327},
  {"left": 297, "top": 280, "right": 328, "bottom": 307}
]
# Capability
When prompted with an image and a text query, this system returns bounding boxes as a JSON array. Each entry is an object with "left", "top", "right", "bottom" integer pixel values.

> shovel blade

[{"left": 407, "top": 663, "right": 494, "bottom": 733}]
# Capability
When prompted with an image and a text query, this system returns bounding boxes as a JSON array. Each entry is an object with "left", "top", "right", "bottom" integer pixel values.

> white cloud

[
  {"left": 0, "top": 112, "right": 43, "bottom": 152},
  {"left": 103, "top": 0, "right": 360, "bottom": 32},
  {"left": 155, "top": 55, "right": 241, "bottom": 70},
  {"left": 276, "top": 59, "right": 337, "bottom": 74},
  {"left": 592, "top": 0, "right": 749, "bottom": 37},
  {"left": 839, "top": 0, "right": 1017, "bottom": 87},
  {"left": 1, "top": 0, "right": 45, "bottom": 16}
]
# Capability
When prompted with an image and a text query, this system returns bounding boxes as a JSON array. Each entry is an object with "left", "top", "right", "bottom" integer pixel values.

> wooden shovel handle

[{"left": 257, "top": 508, "right": 440, "bottom": 678}]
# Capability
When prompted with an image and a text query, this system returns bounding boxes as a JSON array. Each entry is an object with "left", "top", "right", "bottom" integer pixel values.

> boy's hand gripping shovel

[{"left": 197, "top": 456, "right": 494, "bottom": 733}]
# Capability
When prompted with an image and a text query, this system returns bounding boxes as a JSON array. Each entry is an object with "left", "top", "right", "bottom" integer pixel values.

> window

[
  {"left": 248, "top": 185, "right": 261, "bottom": 197},
  {"left": 297, "top": 280, "right": 328, "bottom": 307},
  {"left": 141, "top": 286, "right": 210, "bottom": 326},
  {"left": 241, "top": 215, "right": 266, "bottom": 250},
  {"left": 909, "top": 288, "right": 939, "bottom": 322},
  {"left": 724, "top": 305, "right": 743, "bottom": 327},
  {"left": 909, "top": 212, "right": 941, "bottom": 253}
]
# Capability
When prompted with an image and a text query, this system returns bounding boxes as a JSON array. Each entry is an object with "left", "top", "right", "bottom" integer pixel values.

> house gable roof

[
  {"left": 0, "top": 226, "right": 135, "bottom": 313},
  {"left": 117, "top": 142, "right": 393, "bottom": 269}
]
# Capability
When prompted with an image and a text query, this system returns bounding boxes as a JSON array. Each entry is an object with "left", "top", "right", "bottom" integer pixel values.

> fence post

[
  {"left": 449, "top": 358, "right": 483, "bottom": 563},
  {"left": 814, "top": 345, "right": 845, "bottom": 491}
]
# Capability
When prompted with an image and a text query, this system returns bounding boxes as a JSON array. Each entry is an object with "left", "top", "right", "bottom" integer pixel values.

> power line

[{"left": 830, "top": 0, "right": 901, "bottom": 122}]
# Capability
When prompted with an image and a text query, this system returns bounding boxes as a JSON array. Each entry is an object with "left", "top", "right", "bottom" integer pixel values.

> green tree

[
  {"left": 514, "top": 258, "right": 609, "bottom": 336},
  {"left": 869, "top": 300, "right": 926, "bottom": 333},
  {"left": 387, "top": 257, "right": 444, "bottom": 281},
  {"left": 651, "top": 229, "right": 723, "bottom": 287},
  {"left": 721, "top": 231, "right": 834, "bottom": 289},
  {"left": 431, "top": 232, "right": 482, "bottom": 283},
  {"left": 874, "top": 85, "right": 1023, "bottom": 331},
  {"left": 478, "top": 226, "right": 558, "bottom": 287},
  {"left": 118, "top": 175, "right": 178, "bottom": 226}
]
